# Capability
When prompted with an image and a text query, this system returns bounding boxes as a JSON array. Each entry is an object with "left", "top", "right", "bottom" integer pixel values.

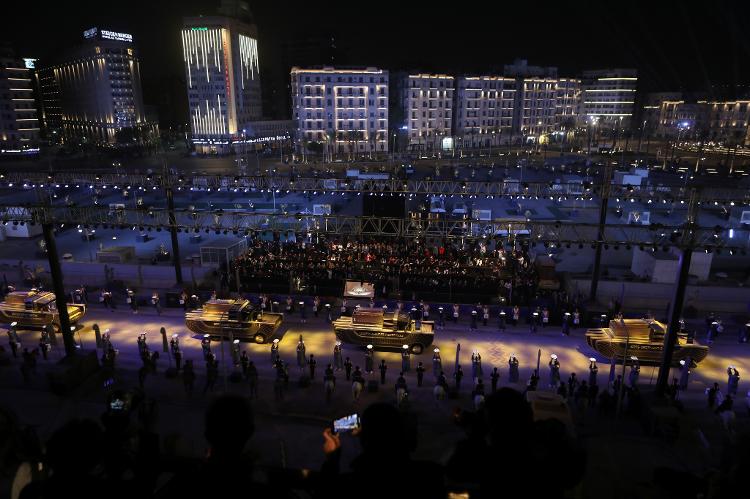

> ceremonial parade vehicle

[
  {"left": 333, "top": 308, "right": 434, "bottom": 354},
  {"left": 0, "top": 290, "right": 86, "bottom": 329},
  {"left": 585, "top": 318, "right": 709, "bottom": 365},
  {"left": 185, "top": 298, "right": 284, "bottom": 343}
]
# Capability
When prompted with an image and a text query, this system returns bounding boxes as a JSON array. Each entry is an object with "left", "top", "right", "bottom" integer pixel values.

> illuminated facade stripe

[
  {"left": 238, "top": 34, "right": 259, "bottom": 88},
  {"left": 181, "top": 28, "right": 223, "bottom": 87}
]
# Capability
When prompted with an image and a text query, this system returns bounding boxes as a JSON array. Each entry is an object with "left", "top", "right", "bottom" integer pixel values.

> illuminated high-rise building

[
  {"left": 0, "top": 45, "right": 40, "bottom": 154},
  {"left": 182, "top": 1, "right": 262, "bottom": 153},
  {"left": 36, "top": 28, "right": 154, "bottom": 144}
]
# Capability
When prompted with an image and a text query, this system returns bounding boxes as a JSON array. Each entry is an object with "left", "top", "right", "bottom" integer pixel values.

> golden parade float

[
  {"left": 585, "top": 318, "right": 708, "bottom": 365},
  {"left": 185, "top": 298, "right": 283, "bottom": 343}
]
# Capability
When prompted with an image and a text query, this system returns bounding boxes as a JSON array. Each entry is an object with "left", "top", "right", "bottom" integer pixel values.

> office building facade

[
  {"left": 0, "top": 47, "right": 40, "bottom": 153},
  {"left": 37, "top": 28, "right": 153, "bottom": 144},
  {"left": 291, "top": 66, "right": 389, "bottom": 154},
  {"left": 182, "top": 13, "right": 262, "bottom": 153}
]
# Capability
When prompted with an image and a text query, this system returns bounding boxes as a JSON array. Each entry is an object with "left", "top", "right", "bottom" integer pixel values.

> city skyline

[{"left": 2, "top": 0, "right": 749, "bottom": 129}]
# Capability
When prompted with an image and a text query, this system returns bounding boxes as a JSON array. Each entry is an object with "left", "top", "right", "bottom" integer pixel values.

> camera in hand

[
  {"left": 332, "top": 413, "right": 360, "bottom": 433},
  {"left": 110, "top": 399, "right": 126, "bottom": 411}
]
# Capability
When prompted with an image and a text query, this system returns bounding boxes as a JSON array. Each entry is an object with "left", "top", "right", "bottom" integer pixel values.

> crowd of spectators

[{"left": 231, "top": 237, "right": 567, "bottom": 306}]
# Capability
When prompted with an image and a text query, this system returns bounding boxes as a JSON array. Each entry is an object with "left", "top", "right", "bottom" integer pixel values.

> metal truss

[
  {"left": 2, "top": 171, "right": 750, "bottom": 205},
  {"left": 0, "top": 204, "right": 745, "bottom": 251}
]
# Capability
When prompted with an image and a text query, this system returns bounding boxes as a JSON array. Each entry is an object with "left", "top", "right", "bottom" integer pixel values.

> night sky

[{"left": 4, "top": 0, "right": 749, "bottom": 128}]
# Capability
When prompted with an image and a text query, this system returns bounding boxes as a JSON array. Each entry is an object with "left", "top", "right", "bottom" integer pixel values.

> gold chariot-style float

[
  {"left": 0, "top": 290, "right": 86, "bottom": 329},
  {"left": 585, "top": 318, "right": 709, "bottom": 365},
  {"left": 333, "top": 308, "right": 434, "bottom": 354},
  {"left": 185, "top": 299, "right": 283, "bottom": 344}
]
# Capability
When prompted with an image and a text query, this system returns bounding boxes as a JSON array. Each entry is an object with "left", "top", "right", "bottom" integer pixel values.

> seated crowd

[{"left": 231, "top": 237, "right": 553, "bottom": 305}]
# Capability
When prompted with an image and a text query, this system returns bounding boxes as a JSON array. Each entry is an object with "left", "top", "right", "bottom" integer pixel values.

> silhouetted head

[
  {"left": 359, "top": 403, "right": 407, "bottom": 457},
  {"left": 484, "top": 388, "right": 533, "bottom": 445},
  {"left": 46, "top": 419, "right": 103, "bottom": 474},
  {"left": 205, "top": 395, "right": 254, "bottom": 458}
]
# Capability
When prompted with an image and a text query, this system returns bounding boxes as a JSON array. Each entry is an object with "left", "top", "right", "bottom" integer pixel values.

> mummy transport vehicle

[
  {"left": 0, "top": 290, "right": 86, "bottom": 329},
  {"left": 333, "top": 308, "right": 434, "bottom": 354},
  {"left": 585, "top": 318, "right": 709, "bottom": 365},
  {"left": 185, "top": 298, "right": 284, "bottom": 343}
]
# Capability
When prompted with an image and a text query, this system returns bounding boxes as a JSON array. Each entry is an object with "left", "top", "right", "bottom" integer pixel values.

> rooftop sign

[{"left": 83, "top": 27, "right": 133, "bottom": 42}]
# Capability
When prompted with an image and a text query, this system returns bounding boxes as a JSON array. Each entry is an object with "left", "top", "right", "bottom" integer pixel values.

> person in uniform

[
  {"left": 411, "top": 307, "right": 421, "bottom": 330},
  {"left": 127, "top": 288, "right": 138, "bottom": 313},
  {"left": 240, "top": 351, "right": 249, "bottom": 378},
  {"left": 527, "top": 369, "right": 540, "bottom": 391},
  {"left": 628, "top": 357, "right": 640, "bottom": 388},
  {"left": 498, "top": 310, "right": 506, "bottom": 331},
  {"left": 512, "top": 305, "right": 520, "bottom": 327},
  {"left": 470, "top": 310, "right": 478, "bottom": 331},
  {"left": 379, "top": 359, "right": 388, "bottom": 385},
  {"left": 542, "top": 307, "right": 550, "bottom": 328},
  {"left": 325, "top": 303, "right": 332, "bottom": 323},
  {"left": 453, "top": 365, "right": 464, "bottom": 392},
  {"left": 151, "top": 291, "right": 161, "bottom": 315},
  {"left": 707, "top": 382, "right": 721, "bottom": 409},
  {"left": 599, "top": 314, "right": 608, "bottom": 328},
  {"left": 179, "top": 290, "right": 188, "bottom": 311},
  {"left": 247, "top": 361, "right": 258, "bottom": 398},
  {"left": 333, "top": 341, "right": 343, "bottom": 370},
  {"left": 401, "top": 345, "right": 410, "bottom": 373},
  {"left": 482, "top": 305, "right": 490, "bottom": 326},
  {"left": 562, "top": 312, "right": 571, "bottom": 336},
  {"left": 588, "top": 357, "right": 598, "bottom": 387},
  {"left": 509, "top": 354, "right": 520, "bottom": 383},
  {"left": 365, "top": 345, "right": 374, "bottom": 373},
  {"left": 308, "top": 354, "right": 317, "bottom": 380},
  {"left": 137, "top": 332, "right": 148, "bottom": 356},
  {"left": 548, "top": 354, "right": 561, "bottom": 388},
  {"left": 286, "top": 296, "right": 294, "bottom": 314},
  {"left": 490, "top": 367, "right": 500, "bottom": 392},
  {"left": 573, "top": 309, "right": 581, "bottom": 329},
  {"left": 201, "top": 334, "right": 211, "bottom": 360},
  {"left": 452, "top": 303, "right": 460, "bottom": 323},
  {"left": 271, "top": 338, "right": 280, "bottom": 365},
  {"left": 170, "top": 334, "right": 182, "bottom": 371},
  {"left": 679, "top": 358, "right": 691, "bottom": 390},
  {"left": 299, "top": 301, "right": 307, "bottom": 323},
  {"left": 727, "top": 366, "right": 740, "bottom": 396},
  {"left": 344, "top": 357, "right": 353, "bottom": 380},
  {"left": 530, "top": 311, "right": 539, "bottom": 333},
  {"left": 707, "top": 321, "right": 719, "bottom": 344},
  {"left": 296, "top": 335, "right": 306, "bottom": 369},
  {"left": 432, "top": 348, "right": 442, "bottom": 377},
  {"left": 437, "top": 307, "right": 445, "bottom": 329},
  {"left": 231, "top": 339, "right": 241, "bottom": 366},
  {"left": 416, "top": 361, "right": 425, "bottom": 387},
  {"left": 313, "top": 296, "right": 320, "bottom": 318},
  {"left": 423, "top": 302, "right": 430, "bottom": 320},
  {"left": 740, "top": 322, "right": 750, "bottom": 344}
]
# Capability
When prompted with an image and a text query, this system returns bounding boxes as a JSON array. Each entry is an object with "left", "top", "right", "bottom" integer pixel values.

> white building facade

[
  {"left": 291, "top": 67, "right": 389, "bottom": 154},
  {"left": 402, "top": 74, "right": 453, "bottom": 151},
  {"left": 454, "top": 76, "right": 515, "bottom": 148},
  {"left": 581, "top": 69, "right": 638, "bottom": 127}
]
